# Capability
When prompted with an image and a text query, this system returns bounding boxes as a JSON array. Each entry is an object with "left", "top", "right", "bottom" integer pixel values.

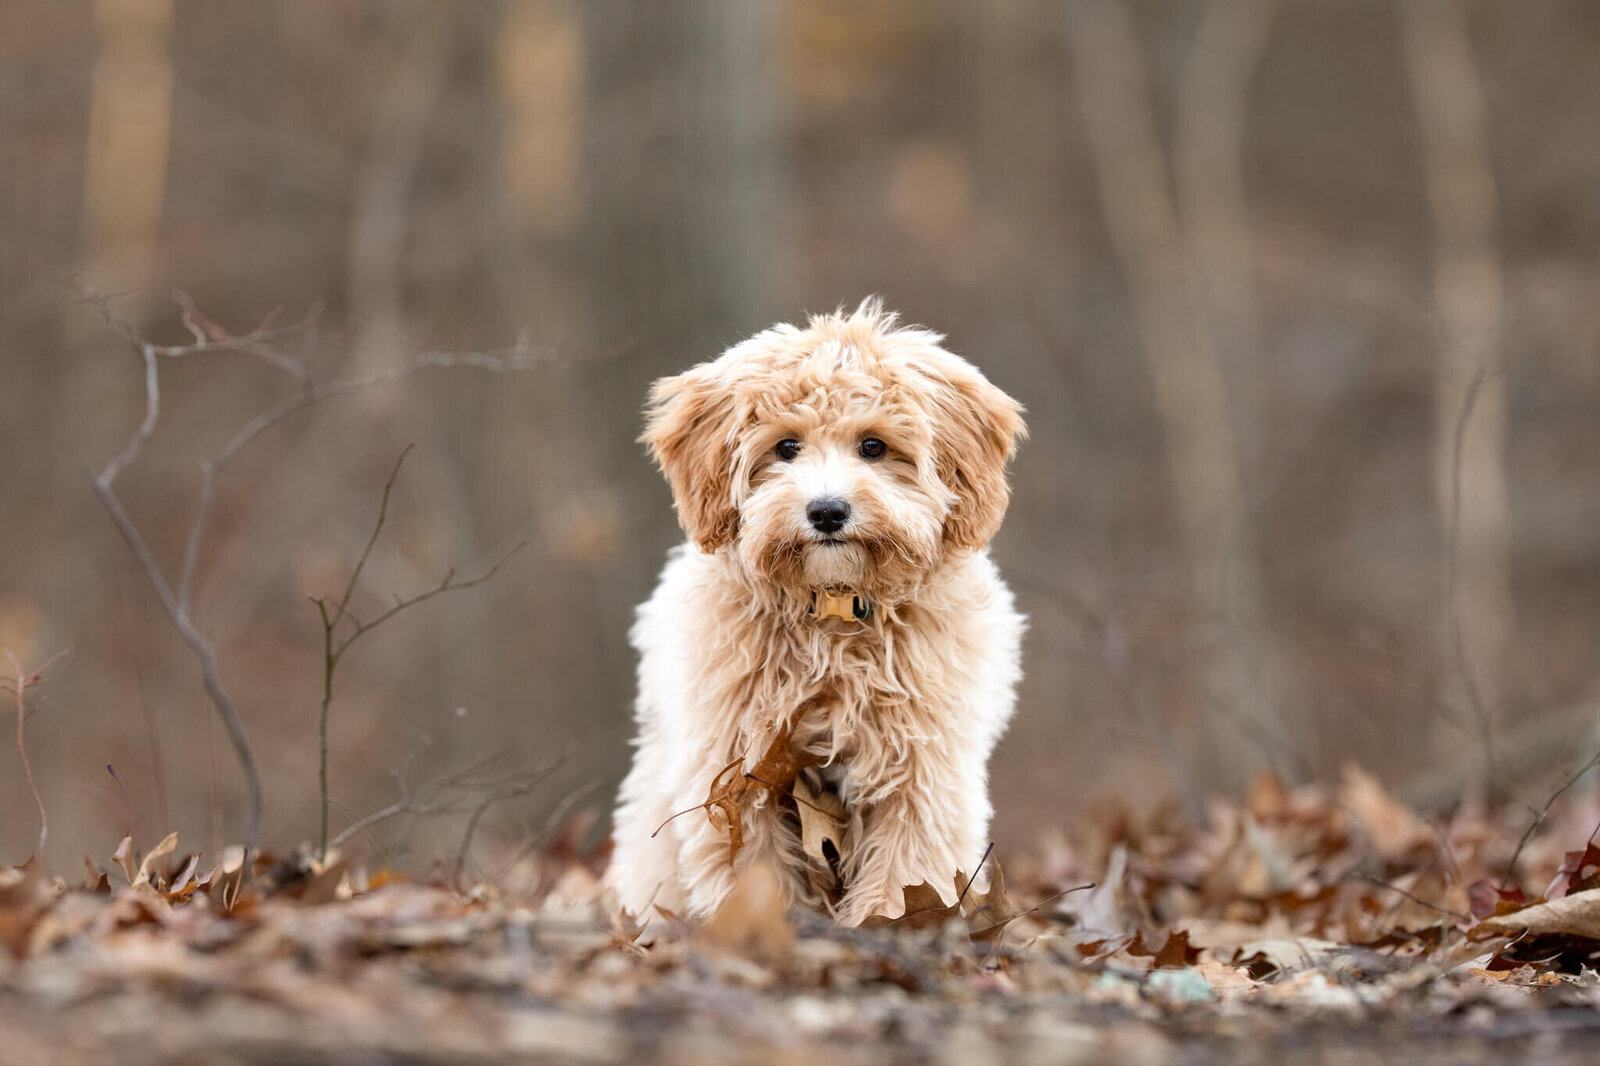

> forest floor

[{"left": 5, "top": 767, "right": 1600, "bottom": 1065}]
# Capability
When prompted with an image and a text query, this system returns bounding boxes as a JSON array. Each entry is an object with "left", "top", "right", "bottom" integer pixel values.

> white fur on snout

[{"left": 791, "top": 445, "right": 859, "bottom": 521}]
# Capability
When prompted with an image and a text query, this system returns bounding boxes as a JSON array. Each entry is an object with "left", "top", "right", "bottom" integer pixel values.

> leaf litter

[{"left": 7, "top": 764, "right": 1600, "bottom": 1063}]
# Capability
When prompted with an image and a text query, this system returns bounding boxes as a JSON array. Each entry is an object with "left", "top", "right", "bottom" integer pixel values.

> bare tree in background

[
  {"left": 1065, "top": 0, "right": 1277, "bottom": 790},
  {"left": 1401, "top": 0, "right": 1510, "bottom": 794},
  {"left": 81, "top": 0, "right": 174, "bottom": 300}
]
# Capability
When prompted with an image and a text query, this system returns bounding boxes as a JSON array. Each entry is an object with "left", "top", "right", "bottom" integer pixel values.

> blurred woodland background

[{"left": 3, "top": 0, "right": 1600, "bottom": 872}]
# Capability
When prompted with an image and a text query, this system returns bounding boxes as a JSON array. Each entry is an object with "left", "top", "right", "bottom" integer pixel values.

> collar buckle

[{"left": 809, "top": 587, "right": 872, "bottom": 622}]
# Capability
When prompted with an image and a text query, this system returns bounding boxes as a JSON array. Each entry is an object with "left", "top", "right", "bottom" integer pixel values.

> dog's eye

[
  {"left": 858, "top": 438, "right": 886, "bottom": 460},
  {"left": 775, "top": 439, "right": 802, "bottom": 461}
]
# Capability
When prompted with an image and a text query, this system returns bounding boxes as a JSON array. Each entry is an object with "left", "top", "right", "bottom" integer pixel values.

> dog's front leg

[{"left": 833, "top": 742, "right": 991, "bottom": 927}]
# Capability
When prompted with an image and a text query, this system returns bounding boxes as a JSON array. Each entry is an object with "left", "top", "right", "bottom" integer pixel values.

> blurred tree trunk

[
  {"left": 80, "top": 0, "right": 173, "bottom": 301},
  {"left": 1065, "top": 0, "right": 1276, "bottom": 803},
  {"left": 1401, "top": 0, "right": 1510, "bottom": 796},
  {"left": 1174, "top": 0, "right": 1291, "bottom": 781}
]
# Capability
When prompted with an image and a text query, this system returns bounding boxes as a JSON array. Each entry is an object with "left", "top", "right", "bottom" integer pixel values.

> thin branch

[
  {"left": 7, "top": 650, "right": 64, "bottom": 857},
  {"left": 91, "top": 474, "right": 264, "bottom": 854},
  {"left": 1357, "top": 873, "right": 1470, "bottom": 925},
  {"left": 310, "top": 439, "right": 525, "bottom": 858},
  {"left": 494, "top": 779, "right": 603, "bottom": 878},
  {"left": 333, "top": 444, "right": 414, "bottom": 631},
  {"left": 105, "top": 763, "right": 140, "bottom": 854},
  {"left": 328, "top": 747, "right": 568, "bottom": 854},
  {"left": 956, "top": 841, "right": 997, "bottom": 909},
  {"left": 334, "top": 541, "right": 526, "bottom": 659},
  {"left": 451, "top": 762, "right": 572, "bottom": 892},
  {"left": 1503, "top": 747, "right": 1600, "bottom": 888},
  {"left": 83, "top": 287, "right": 561, "bottom": 857}
]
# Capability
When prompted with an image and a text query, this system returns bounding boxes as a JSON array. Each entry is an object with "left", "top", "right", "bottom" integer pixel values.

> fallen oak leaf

[
  {"left": 963, "top": 855, "right": 1023, "bottom": 942},
  {"left": 969, "top": 872, "right": 1097, "bottom": 945},
  {"left": 1466, "top": 880, "right": 1528, "bottom": 921},
  {"left": 1470, "top": 886, "right": 1600, "bottom": 941},
  {"left": 134, "top": 831, "right": 179, "bottom": 889},
  {"left": 1545, "top": 842, "right": 1600, "bottom": 901},
  {"left": 792, "top": 773, "right": 848, "bottom": 903},
  {"left": 862, "top": 879, "right": 964, "bottom": 931},
  {"left": 1154, "top": 928, "right": 1199, "bottom": 969},
  {"left": 650, "top": 727, "right": 818, "bottom": 866},
  {"left": 650, "top": 757, "right": 746, "bottom": 863},
  {"left": 112, "top": 835, "right": 137, "bottom": 884}
]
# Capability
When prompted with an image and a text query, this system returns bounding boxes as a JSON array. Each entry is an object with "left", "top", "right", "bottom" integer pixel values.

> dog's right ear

[{"left": 642, "top": 364, "right": 742, "bottom": 552}]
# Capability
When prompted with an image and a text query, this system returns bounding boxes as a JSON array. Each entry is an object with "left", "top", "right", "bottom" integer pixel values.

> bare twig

[
  {"left": 956, "top": 841, "right": 997, "bottom": 909},
  {"left": 1357, "top": 873, "right": 1470, "bottom": 925},
  {"left": 326, "top": 740, "right": 570, "bottom": 856},
  {"left": 6, "top": 649, "right": 66, "bottom": 857},
  {"left": 105, "top": 763, "right": 140, "bottom": 853},
  {"left": 1502, "top": 748, "right": 1600, "bottom": 888},
  {"left": 494, "top": 779, "right": 603, "bottom": 879},
  {"left": 83, "top": 287, "right": 558, "bottom": 856},
  {"left": 311, "top": 443, "right": 527, "bottom": 859},
  {"left": 450, "top": 761, "right": 573, "bottom": 892}
]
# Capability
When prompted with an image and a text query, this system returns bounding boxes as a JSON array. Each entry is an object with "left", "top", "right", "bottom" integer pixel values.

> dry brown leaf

[
  {"left": 793, "top": 774, "right": 848, "bottom": 903},
  {"left": 294, "top": 858, "right": 349, "bottom": 905},
  {"left": 1156, "top": 929, "right": 1198, "bottom": 969},
  {"left": 793, "top": 775, "right": 847, "bottom": 867},
  {"left": 81, "top": 857, "right": 109, "bottom": 894},
  {"left": 134, "top": 832, "right": 179, "bottom": 889},
  {"left": 863, "top": 879, "right": 963, "bottom": 930},
  {"left": 659, "top": 726, "right": 822, "bottom": 866},
  {"left": 700, "top": 758, "right": 750, "bottom": 863},
  {"left": 861, "top": 859, "right": 1029, "bottom": 943},
  {"left": 1470, "top": 886, "right": 1600, "bottom": 940},
  {"left": 699, "top": 861, "right": 794, "bottom": 963},
  {"left": 964, "top": 860, "right": 1024, "bottom": 942},
  {"left": 1340, "top": 763, "right": 1428, "bottom": 860},
  {"left": 111, "top": 836, "right": 136, "bottom": 884},
  {"left": 1233, "top": 937, "right": 1344, "bottom": 979}
]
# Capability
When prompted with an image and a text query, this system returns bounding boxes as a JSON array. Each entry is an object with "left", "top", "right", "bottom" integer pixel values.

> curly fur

[{"left": 607, "top": 299, "right": 1026, "bottom": 925}]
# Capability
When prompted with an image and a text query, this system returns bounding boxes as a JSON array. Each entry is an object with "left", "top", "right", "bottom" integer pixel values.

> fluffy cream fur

[{"left": 607, "top": 299, "right": 1026, "bottom": 926}]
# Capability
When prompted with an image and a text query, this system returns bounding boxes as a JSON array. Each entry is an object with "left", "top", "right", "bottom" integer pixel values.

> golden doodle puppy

[{"left": 608, "top": 299, "right": 1026, "bottom": 926}]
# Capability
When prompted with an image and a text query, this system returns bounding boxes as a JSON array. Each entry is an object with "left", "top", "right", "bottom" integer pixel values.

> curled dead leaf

[
  {"left": 964, "top": 860, "right": 1024, "bottom": 942},
  {"left": 862, "top": 855, "right": 1034, "bottom": 944},
  {"left": 794, "top": 773, "right": 848, "bottom": 902},
  {"left": 653, "top": 726, "right": 823, "bottom": 866},
  {"left": 1470, "top": 886, "right": 1600, "bottom": 941},
  {"left": 862, "top": 879, "right": 964, "bottom": 931},
  {"left": 112, "top": 836, "right": 136, "bottom": 884},
  {"left": 134, "top": 831, "right": 178, "bottom": 889}
]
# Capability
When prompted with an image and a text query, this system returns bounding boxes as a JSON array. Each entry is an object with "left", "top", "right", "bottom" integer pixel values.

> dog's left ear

[
  {"left": 928, "top": 362, "right": 1027, "bottom": 550},
  {"left": 642, "top": 363, "right": 743, "bottom": 552}
]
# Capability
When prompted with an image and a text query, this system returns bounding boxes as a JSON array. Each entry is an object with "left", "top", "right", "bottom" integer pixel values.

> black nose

[{"left": 806, "top": 497, "right": 851, "bottom": 534}]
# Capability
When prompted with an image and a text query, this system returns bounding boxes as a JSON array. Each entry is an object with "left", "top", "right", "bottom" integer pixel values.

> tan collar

[{"left": 808, "top": 587, "right": 873, "bottom": 622}]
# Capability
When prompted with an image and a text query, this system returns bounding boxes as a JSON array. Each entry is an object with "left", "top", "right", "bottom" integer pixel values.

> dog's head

[{"left": 644, "top": 299, "right": 1025, "bottom": 598}]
